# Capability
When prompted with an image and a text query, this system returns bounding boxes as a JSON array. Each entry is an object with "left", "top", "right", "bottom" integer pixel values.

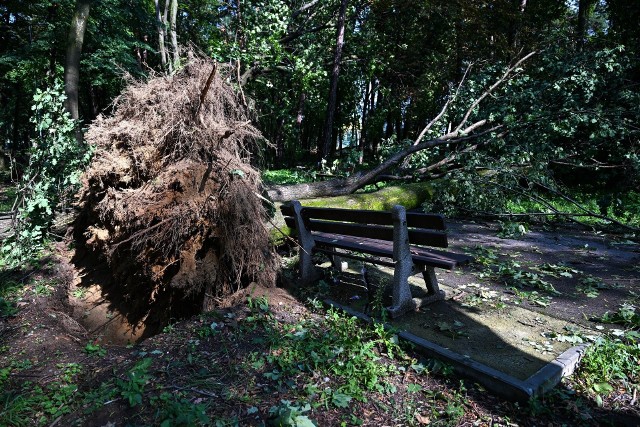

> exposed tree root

[{"left": 74, "top": 57, "right": 278, "bottom": 319}]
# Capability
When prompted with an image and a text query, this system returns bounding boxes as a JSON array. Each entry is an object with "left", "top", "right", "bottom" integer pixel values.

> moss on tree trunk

[{"left": 270, "top": 182, "right": 434, "bottom": 245}]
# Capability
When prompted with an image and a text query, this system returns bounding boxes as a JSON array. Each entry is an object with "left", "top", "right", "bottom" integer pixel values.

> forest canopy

[{"left": 1, "top": 0, "right": 639, "bottom": 222}]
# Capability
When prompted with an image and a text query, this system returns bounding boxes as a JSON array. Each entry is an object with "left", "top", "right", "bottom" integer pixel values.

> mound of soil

[{"left": 74, "top": 58, "right": 277, "bottom": 325}]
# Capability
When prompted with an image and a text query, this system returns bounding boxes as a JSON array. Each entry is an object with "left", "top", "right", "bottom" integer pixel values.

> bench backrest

[{"left": 280, "top": 204, "right": 449, "bottom": 248}]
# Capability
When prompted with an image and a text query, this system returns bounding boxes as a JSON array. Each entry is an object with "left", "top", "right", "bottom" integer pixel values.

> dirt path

[{"left": 446, "top": 220, "right": 640, "bottom": 327}]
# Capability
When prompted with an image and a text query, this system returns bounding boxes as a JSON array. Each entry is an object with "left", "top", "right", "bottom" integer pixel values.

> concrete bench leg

[
  {"left": 292, "top": 201, "right": 319, "bottom": 284},
  {"left": 421, "top": 267, "right": 445, "bottom": 302},
  {"left": 387, "top": 205, "right": 417, "bottom": 318},
  {"left": 387, "top": 256, "right": 416, "bottom": 318}
]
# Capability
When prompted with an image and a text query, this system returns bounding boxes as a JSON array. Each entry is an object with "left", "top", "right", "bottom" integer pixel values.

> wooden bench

[{"left": 281, "top": 201, "right": 473, "bottom": 318}]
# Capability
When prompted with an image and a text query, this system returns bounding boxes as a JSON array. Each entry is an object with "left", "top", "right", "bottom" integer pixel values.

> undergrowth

[{"left": 575, "top": 330, "right": 640, "bottom": 406}]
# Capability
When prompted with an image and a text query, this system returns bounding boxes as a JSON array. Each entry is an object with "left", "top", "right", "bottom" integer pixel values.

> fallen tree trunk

[{"left": 267, "top": 52, "right": 535, "bottom": 202}]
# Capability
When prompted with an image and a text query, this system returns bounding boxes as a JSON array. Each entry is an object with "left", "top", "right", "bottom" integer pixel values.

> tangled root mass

[{"left": 75, "top": 58, "right": 277, "bottom": 314}]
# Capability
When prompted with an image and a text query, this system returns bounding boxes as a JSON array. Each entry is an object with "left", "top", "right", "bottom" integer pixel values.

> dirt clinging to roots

[{"left": 75, "top": 59, "right": 277, "bottom": 315}]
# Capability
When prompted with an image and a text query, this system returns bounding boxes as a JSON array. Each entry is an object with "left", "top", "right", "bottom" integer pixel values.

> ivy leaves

[{"left": 2, "top": 81, "right": 93, "bottom": 266}]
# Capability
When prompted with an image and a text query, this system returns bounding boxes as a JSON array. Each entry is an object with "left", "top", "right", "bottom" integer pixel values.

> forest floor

[{"left": 1, "top": 215, "right": 639, "bottom": 426}]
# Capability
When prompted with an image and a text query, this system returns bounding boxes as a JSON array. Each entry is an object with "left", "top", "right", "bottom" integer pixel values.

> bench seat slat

[
  {"left": 312, "top": 232, "right": 471, "bottom": 270},
  {"left": 313, "top": 247, "right": 396, "bottom": 267}
]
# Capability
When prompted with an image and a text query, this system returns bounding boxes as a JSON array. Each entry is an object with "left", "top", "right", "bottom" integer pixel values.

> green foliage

[
  {"left": 268, "top": 400, "right": 315, "bottom": 427},
  {"left": 421, "top": 40, "right": 639, "bottom": 226},
  {"left": 496, "top": 221, "right": 528, "bottom": 239},
  {"left": 577, "top": 331, "right": 640, "bottom": 404},
  {"left": 597, "top": 303, "right": 640, "bottom": 329},
  {"left": 263, "top": 169, "right": 314, "bottom": 185},
  {"left": 253, "top": 302, "right": 403, "bottom": 404},
  {"left": 1, "top": 82, "right": 92, "bottom": 266},
  {"left": 84, "top": 342, "right": 107, "bottom": 358},
  {"left": 0, "top": 187, "right": 17, "bottom": 212},
  {"left": 0, "top": 363, "right": 82, "bottom": 426},
  {"left": 115, "top": 358, "right": 153, "bottom": 407},
  {"left": 0, "top": 296, "right": 18, "bottom": 317},
  {"left": 154, "top": 392, "right": 211, "bottom": 427}
]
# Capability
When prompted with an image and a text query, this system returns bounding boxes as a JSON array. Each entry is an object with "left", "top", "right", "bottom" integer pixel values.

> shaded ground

[
  {"left": 1, "top": 219, "right": 639, "bottom": 426},
  {"left": 323, "top": 219, "right": 640, "bottom": 383}
]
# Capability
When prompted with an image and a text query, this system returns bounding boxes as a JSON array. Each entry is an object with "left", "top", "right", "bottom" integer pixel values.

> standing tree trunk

[
  {"left": 577, "top": 0, "right": 596, "bottom": 51},
  {"left": 154, "top": 0, "right": 168, "bottom": 71},
  {"left": 319, "top": 0, "right": 347, "bottom": 160},
  {"left": 169, "top": 0, "right": 179, "bottom": 70},
  {"left": 508, "top": 0, "right": 527, "bottom": 52},
  {"left": 64, "top": 0, "right": 91, "bottom": 121},
  {"left": 359, "top": 81, "right": 369, "bottom": 164}
]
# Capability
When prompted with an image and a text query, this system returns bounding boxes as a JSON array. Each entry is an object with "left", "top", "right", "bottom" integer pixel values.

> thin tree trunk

[
  {"left": 319, "top": 0, "right": 347, "bottom": 159},
  {"left": 577, "top": 0, "right": 596, "bottom": 51},
  {"left": 46, "top": 3, "right": 60, "bottom": 84},
  {"left": 508, "top": 0, "right": 527, "bottom": 52},
  {"left": 274, "top": 116, "right": 285, "bottom": 168},
  {"left": 154, "top": 0, "right": 168, "bottom": 71},
  {"left": 64, "top": 0, "right": 91, "bottom": 121},
  {"left": 359, "top": 81, "right": 369, "bottom": 164},
  {"left": 169, "top": 0, "right": 179, "bottom": 69}
]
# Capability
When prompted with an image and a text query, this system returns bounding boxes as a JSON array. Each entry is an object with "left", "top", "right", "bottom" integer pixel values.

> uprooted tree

[{"left": 74, "top": 58, "right": 278, "bottom": 319}]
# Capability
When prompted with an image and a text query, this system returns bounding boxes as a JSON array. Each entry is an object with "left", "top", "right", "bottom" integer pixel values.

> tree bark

[
  {"left": 169, "top": 0, "right": 179, "bottom": 69},
  {"left": 319, "top": 0, "right": 347, "bottom": 159},
  {"left": 64, "top": 0, "right": 91, "bottom": 121},
  {"left": 577, "top": 0, "right": 596, "bottom": 51},
  {"left": 154, "top": 0, "right": 168, "bottom": 71}
]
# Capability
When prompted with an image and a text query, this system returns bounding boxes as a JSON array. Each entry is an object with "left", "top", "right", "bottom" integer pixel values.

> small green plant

[
  {"left": 248, "top": 295, "right": 270, "bottom": 313},
  {"left": 32, "top": 280, "right": 54, "bottom": 296},
  {"left": 497, "top": 221, "right": 528, "bottom": 238},
  {"left": 0, "top": 297, "right": 18, "bottom": 317},
  {"left": 268, "top": 400, "right": 315, "bottom": 427},
  {"left": 196, "top": 321, "right": 220, "bottom": 338},
  {"left": 115, "top": 357, "right": 153, "bottom": 407},
  {"left": 153, "top": 392, "right": 210, "bottom": 426},
  {"left": 576, "top": 275, "right": 614, "bottom": 298},
  {"left": 597, "top": 303, "right": 640, "bottom": 329},
  {"left": 84, "top": 342, "right": 107, "bottom": 357},
  {"left": 261, "top": 308, "right": 402, "bottom": 403},
  {"left": 576, "top": 331, "right": 640, "bottom": 406},
  {"left": 509, "top": 288, "right": 552, "bottom": 307},
  {"left": 0, "top": 363, "right": 83, "bottom": 425},
  {"left": 71, "top": 287, "right": 87, "bottom": 299}
]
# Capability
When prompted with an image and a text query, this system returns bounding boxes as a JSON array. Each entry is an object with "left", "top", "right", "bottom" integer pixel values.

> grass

[
  {"left": 2, "top": 285, "right": 638, "bottom": 426},
  {"left": 504, "top": 190, "right": 640, "bottom": 228},
  {"left": 0, "top": 185, "right": 16, "bottom": 212},
  {"left": 575, "top": 330, "right": 640, "bottom": 405},
  {"left": 0, "top": 363, "right": 82, "bottom": 426},
  {"left": 262, "top": 169, "right": 314, "bottom": 185}
]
